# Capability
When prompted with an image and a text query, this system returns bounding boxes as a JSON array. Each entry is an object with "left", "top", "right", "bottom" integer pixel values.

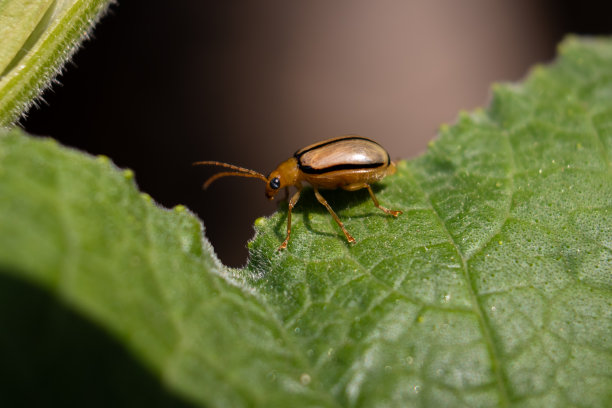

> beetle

[{"left": 195, "top": 135, "right": 402, "bottom": 249}]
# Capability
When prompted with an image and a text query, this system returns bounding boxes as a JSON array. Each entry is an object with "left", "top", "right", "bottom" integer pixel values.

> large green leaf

[
  {"left": 0, "top": 37, "right": 611, "bottom": 407},
  {"left": 0, "top": 0, "right": 113, "bottom": 125}
]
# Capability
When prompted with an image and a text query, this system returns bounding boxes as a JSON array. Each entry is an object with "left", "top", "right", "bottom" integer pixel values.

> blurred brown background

[{"left": 22, "top": 0, "right": 612, "bottom": 266}]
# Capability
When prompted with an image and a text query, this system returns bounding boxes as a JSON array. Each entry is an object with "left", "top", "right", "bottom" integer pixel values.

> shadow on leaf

[
  {"left": 274, "top": 184, "right": 396, "bottom": 243},
  {"left": 0, "top": 270, "right": 195, "bottom": 408}
]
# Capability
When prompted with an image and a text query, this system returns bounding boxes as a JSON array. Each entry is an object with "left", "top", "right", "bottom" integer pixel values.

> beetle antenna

[
  {"left": 202, "top": 171, "right": 267, "bottom": 189},
  {"left": 193, "top": 161, "right": 265, "bottom": 177},
  {"left": 193, "top": 161, "right": 268, "bottom": 189}
]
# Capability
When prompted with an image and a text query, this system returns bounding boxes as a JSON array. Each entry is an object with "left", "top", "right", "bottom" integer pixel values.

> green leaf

[
  {"left": 0, "top": 0, "right": 113, "bottom": 125},
  {"left": 0, "top": 36, "right": 611, "bottom": 407}
]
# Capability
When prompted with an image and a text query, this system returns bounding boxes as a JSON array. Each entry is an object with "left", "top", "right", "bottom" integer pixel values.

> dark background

[{"left": 22, "top": 0, "right": 612, "bottom": 267}]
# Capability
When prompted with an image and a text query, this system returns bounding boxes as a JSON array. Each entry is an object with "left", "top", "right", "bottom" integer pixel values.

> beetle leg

[
  {"left": 278, "top": 186, "right": 302, "bottom": 250},
  {"left": 365, "top": 185, "right": 402, "bottom": 217},
  {"left": 313, "top": 187, "right": 356, "bottom": 244},
  {"left": 343, "top": 183, "right": 402, "bottom": 217}
]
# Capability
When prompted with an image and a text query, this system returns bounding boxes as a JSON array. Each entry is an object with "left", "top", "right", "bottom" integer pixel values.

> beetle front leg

[
  {"left": 313, "top": 187, "right": 356, "bottom": 244},
  {"left": 278, "top": 186, "right": 302, "bottom": 250}
]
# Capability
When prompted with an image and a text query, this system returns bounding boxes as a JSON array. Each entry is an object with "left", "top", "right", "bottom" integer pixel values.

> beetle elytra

[{"left": 195, "top": 135, "right": 402, "bottom": 249}]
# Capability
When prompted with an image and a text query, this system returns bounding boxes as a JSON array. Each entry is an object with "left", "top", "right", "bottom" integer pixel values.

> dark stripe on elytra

[
  {"left": 298, "top": 161, "right": 385, "bottom": 175},
  {"left": 294, "top": 136, "right": 381, "bottom": 159}
]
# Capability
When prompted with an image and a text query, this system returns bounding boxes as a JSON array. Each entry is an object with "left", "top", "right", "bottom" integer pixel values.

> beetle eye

[{"left": 269, "top": 177, "right": 280, "bottom": 189}]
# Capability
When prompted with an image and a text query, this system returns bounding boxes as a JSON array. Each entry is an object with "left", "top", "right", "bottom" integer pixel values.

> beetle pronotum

[{"left": 195, "top": 135, "right": 402, "bottom": 249}]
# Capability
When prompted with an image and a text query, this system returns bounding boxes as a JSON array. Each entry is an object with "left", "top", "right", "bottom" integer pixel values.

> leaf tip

[
  {"left": 457, "top": 109, "right": 470, "bottom": 119},
  {"left": 254, "top": 216, "right": 267, "bottom": 229},
  {"left": 122, "top": 169, "right": 134, "bottom": 180},
  {"left": 396, "top": 160, "right": 409, "bottom": 171},
  {"left": 96, "top": 154, "right": 110, "bottom": 164},
  {"left": 473, "top": 107, "right": 485, "bottom": 115},
  {"left": 558, "top": 34, "right": 580, "bottom": 55}
]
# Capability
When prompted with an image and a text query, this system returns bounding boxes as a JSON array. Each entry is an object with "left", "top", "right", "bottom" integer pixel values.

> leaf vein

[{"left": 405, "top": 164, "right": 512, "bottom": 406}]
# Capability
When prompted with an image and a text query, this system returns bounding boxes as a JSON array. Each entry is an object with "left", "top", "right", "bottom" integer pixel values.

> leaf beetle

[{"left": 195, "top": 135, "right": 402, "bottom": 249}]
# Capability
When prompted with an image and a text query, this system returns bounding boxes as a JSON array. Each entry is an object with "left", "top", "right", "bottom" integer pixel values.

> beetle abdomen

[{"left": 294, "top": 135, "right": 390, "bottom": 175}]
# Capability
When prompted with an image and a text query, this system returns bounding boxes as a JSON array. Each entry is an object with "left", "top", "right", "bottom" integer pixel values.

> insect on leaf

[{"left": 0, "top": 36, "right": 611, "bottom": 407}]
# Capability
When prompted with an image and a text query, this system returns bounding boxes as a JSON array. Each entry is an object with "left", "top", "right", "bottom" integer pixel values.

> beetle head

[
  {"left": 265, "top": 172, "right": 282, "bottom": 199},
  {"left": 265, "top": 157, "right": 299, "bottom": 200},
  {"left": 193, "top": 158, "right": 299, "bottom": 200}
]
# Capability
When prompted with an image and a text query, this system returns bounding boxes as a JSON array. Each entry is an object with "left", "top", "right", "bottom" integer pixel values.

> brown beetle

[{"left": 195, "top": 135, "right": 402, "bottom": 249}]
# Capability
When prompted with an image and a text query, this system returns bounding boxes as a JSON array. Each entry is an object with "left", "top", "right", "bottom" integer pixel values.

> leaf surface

[{"left": 1, "top": 37, "right": 611, "bottom": 407}]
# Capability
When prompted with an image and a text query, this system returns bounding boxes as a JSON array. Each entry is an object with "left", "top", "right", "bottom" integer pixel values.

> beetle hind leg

[
  {"left": 313, "top": 187, "right": 356, "bottom": 244},
  {"left": 366, "top": 184, "right": 402, "bottom": 217},
  {"left": 366, "top": 185, "right": 402, "bottom": 217},
  {"left": 343, "top": 183, "right": 402, "bottom": 217}
]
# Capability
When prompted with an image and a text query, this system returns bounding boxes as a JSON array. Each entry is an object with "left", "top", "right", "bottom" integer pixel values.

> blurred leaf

[
  {"left": 0, "top": 37, "right": 611, "bottom": 407},
  {"left": 0, "top": 0, "right": 113, "bottom": 125}
]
